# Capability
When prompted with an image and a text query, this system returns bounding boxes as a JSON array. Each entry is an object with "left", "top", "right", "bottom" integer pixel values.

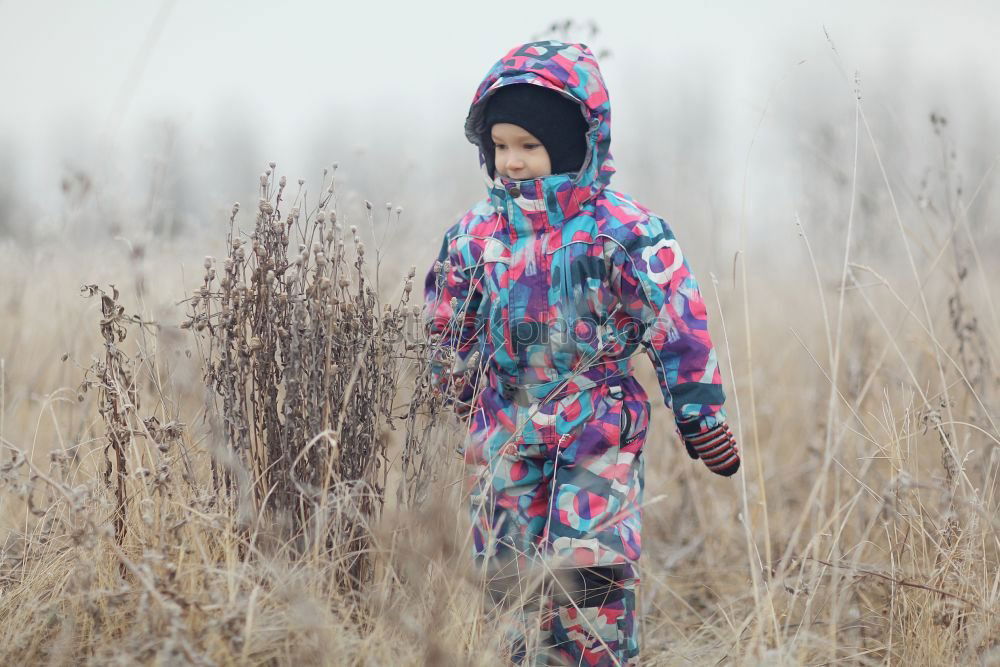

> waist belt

[{"left": 490, "top": 367, "right": 626, "bottom": 406}]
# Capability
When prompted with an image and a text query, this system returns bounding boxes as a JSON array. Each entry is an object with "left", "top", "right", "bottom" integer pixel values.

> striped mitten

[{"left": 682, "top": 423, "right": 740, "bottom": 477}]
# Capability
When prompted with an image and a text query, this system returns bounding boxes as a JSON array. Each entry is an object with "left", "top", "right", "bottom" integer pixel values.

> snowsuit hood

[{"left": 465, "top": 41, "right": 615, "bottom": 219}]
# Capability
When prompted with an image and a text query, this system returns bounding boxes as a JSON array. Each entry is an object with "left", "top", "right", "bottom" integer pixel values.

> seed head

[
  {"left": 407, "top": 265, "right": 416, "bottom": 279},
  {"left": 385, "top": 202, "right": 392, "bottom": 211},
  {"left": 268, "top": 161, "right": 276, "bottom": 169},
  {"left": 298, "top": 178, "right": 305, "bottom": 186},
  {"left": 364, "top": 200, "right": 372, "bottom": 210},
  {"left": 279, "top": 175, "right": 287, "bottom": 188},
  {"left": 260, "top": 174, "right": 268, "bottom": 187},
  {"left": 203, "top": 256, "right": 213, "bottom": 270},
  {"left": 396, "top": 206, "right": 403, "bottom": 215}
]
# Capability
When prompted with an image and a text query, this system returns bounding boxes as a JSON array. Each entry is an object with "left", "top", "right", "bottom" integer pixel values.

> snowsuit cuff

[{"left": 675, "top": 412, "right": 726, "bottom": 439}]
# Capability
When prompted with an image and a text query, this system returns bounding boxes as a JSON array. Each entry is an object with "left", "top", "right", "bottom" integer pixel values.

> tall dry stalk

[{"left": 79, "top": 284, "right": 145, "bottom": 553}]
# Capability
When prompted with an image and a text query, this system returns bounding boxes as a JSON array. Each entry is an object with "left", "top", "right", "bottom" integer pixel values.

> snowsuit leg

[
  {"left": 467, "top": 434, "right": 554, "bottom": 663},
  {"left": 466, "top": 380, "right": 647, "bottom": 665},
  {"left": 544, "top": 574, "right": 639, "bottom": 666}
]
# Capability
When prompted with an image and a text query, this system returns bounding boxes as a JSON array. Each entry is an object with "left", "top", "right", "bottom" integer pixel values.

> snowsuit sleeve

[
  {"left": 611, "top": 215, "right": 727, "bottom": 436},
  {"left": 422, "top": 222, "right": 483, "bottom": 401}
]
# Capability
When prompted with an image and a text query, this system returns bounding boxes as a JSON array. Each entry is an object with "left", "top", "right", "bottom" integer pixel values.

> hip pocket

[{"left": 609, "top": 384, "right": 650, "bottom": 451}]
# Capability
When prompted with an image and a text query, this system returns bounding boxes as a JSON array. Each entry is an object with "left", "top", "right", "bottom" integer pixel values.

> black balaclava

[{"left": 481, "top": 83, "right": 589, "bottom": 177}]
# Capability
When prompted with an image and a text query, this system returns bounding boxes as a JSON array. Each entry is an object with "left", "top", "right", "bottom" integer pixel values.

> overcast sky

[{"left": 1, "top": 0, "right": 998, "bottom": 228}]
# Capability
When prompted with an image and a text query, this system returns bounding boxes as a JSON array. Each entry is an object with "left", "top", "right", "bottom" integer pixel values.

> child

[{"left": 424, "top": 40, "right": 739, "bottom": 666}]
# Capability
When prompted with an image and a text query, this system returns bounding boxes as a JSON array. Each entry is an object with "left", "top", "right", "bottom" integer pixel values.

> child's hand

[{"left": 683, "top": 423, "right": 740, "bottom": 477}]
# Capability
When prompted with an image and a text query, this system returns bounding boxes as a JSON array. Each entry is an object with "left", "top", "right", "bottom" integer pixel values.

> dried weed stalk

[{"left": 79, "top": 284, "right": 152, "bottom": 550}]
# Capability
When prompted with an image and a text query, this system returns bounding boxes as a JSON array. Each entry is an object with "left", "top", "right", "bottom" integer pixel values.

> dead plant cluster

[{"left": 180, "top": 164, "right": 439, "bottom": 586}]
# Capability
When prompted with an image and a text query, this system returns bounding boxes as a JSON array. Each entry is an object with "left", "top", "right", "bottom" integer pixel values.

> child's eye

[
  {"left": 525, "top": 143, "right": 540, "bottom": 149},
  {"left": 495, "top": 144, "right": 507, "bottom": 150}
]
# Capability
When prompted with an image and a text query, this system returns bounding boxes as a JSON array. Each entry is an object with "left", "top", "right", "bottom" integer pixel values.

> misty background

[{"left": 1, "top": 0, "right": 997, "bottom": 280}]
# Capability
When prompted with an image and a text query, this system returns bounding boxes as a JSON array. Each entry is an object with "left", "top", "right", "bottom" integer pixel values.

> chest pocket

[
  {"left": 457, "top": 234, "right": 514, "bottom": 361},
  {"left": 453, "top": 234, "right": 511, "bottom": 291},
  {"left": 546, "top": 237, "right": 610, "bottom": 350}
]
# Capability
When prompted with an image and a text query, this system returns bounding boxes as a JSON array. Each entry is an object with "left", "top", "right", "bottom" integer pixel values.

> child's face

[{"left": 491, "top": 123, "right": 552, "bottom": 180}]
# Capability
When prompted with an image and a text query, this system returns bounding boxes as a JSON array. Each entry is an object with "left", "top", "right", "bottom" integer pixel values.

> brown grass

[{"left": 0, "top": 107, "right": 998, "bottom": 666}]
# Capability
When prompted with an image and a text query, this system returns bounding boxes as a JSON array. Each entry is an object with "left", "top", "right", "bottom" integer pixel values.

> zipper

[
  {"left": 562, "top": 244, "right": 572, "bottom": 312},
  {"left": 608, "top": 384, "right": 631, "bottom": 446},
  {"left": 620, "top": 396, "right": 632, "bottom": 445},
  {"left": 501, "top": 198, "right": 517, "bottom": 360}
]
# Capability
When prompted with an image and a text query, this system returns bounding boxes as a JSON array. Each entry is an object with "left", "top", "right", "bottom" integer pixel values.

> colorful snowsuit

[{"left": 424, "top": 40, "right": 727, "bottom": 665}]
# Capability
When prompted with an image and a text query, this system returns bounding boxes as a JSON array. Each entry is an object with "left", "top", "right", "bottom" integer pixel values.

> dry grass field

[{"left": 0, "top": 97, "right": 997, "bottom": 666}]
